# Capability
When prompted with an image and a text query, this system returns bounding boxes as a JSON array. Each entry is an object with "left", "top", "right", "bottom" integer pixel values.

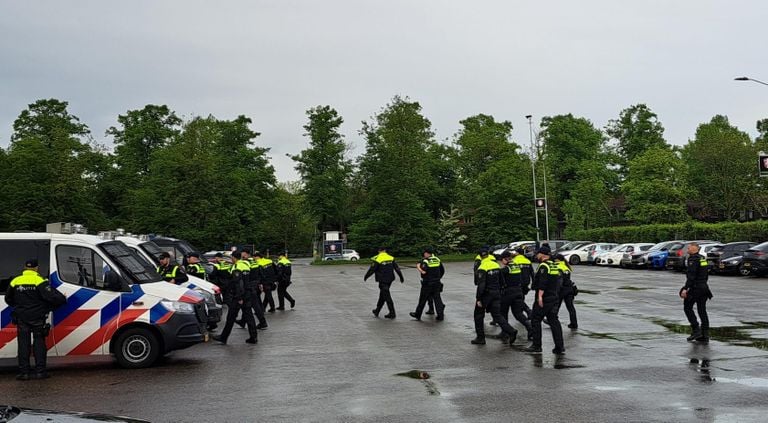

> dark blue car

[{"left": 646, "top": 241, "right": 686, "bottom": 269}]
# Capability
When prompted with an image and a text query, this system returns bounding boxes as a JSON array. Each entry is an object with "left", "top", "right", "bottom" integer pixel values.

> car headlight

[
  {"left": 194, "top": 288, "right": 215, "bottom": 304},
  {"left": 161, "top": 299, "right": 196, "bottom": 314}
]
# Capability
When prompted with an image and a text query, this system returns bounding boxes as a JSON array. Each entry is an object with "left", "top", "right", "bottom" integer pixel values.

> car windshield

[
  {"left": 139, "top": 241, "right": 165, "bottom": 264},
  {"left": 99, "top": 241, "right": 162, "bottom": 284},
  {"left": 647, "top": 242, "right": 666, "bottom": 251},
  {"left": 559, "top": 241, "right": 588, "bottom": 251}
]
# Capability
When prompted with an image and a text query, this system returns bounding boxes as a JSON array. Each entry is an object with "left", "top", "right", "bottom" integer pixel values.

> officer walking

[
  {"left": 513, "top": 247, "right": 534, "bottom": 320},
  {"left": 499, "top": 250, "right": 533, "bottom": 341},
  {"left": 524, "top": 246, "right": 565, "bottom": 354},
  {"left": 276, "top": 252, "right": 296, "bottom": 310},
  {"left": 238, "top": 250, "right": 268, "bottom": 330},
  {"left": 472, "top": 251, "right": 518, "bottom": 345},
  {"left": 364, "top": 247, "right": 404, "bottom": 319},
  {"left": 680, "top": 242, "right": 713, "bottom": 343},
  {"left": 254, "top": 251, "right": 278, "bottom": 313},
  {"left": 213, "top": 251, "right": 258, "bottom": 345},
  {"left": 409, "top": 248, "right": 445, "bottom": 321},
  {"left": 209, "top": 253, "right": 232, "bottom": 288},
  {"left": 157, "top": 252, "right": 189, "bottom": 285},
  {"left": 554, "top": 254, "right": 578, "bottom": 329},
  {"left": 6, "top": 259, "right": 66, "bottom": 380},
  {"left": 185, "top": 252, "right": 207, "bottom": 280}
]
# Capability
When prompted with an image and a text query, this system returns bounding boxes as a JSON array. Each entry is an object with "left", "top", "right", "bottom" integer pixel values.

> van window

[
  {"left": 99, "top": 241, "right": 160, "bottom": 284},
  {"left": 0, "top": 240, "right": 50, "bottom": 294},
  {"left": 56, "top": 245, "right": 107, "bottom": 289}
]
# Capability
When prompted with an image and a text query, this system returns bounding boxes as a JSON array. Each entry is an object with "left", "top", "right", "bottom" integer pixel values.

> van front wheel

[{"left": 115, "top": 327, "right": 160, "bottom": 369}]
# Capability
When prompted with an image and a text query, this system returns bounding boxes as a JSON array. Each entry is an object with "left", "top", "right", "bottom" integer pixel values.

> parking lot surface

[{"left": 2, "top": 262, "right": 768, "bottom": 422}]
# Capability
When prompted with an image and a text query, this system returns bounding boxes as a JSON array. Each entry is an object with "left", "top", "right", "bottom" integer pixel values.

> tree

[
  {"left": 1, "top": 99, "right": 106, "bottom": 231},
  {"left": 435, "top": 205, "right": 467, "bottom": 253},
  {"left": 454, "top": 114, "right": 515, "bottom": 179},
  {"left": 682, "top": 115, "right": 753, "bottom": 220},
  {"left": 291, "top": 106, "right": 352, "bottom": 232},
  {"left": 262, "top": 181, "right": 315, "bottom": 254},
  {"left": 539, "top": 114, "right": 607, "bottom": 222},
  {"left": 622, "top": 147, "right": 688, "bottom": 224},
  {"left": 349, "top": 97, "right": 437, "bottom": 256},
  {"left": 606, "top": 104, "right": 668, "bottom": 175},
  {"left": 561, "top": 161, "right": 618, "bottom": 230}
]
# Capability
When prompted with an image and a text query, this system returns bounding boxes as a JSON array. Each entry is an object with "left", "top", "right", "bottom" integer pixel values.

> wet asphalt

[{"left": 2, "top": 261, "right": 768, "bottom": 422}]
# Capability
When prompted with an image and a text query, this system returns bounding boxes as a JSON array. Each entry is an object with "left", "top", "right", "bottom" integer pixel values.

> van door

[{"left": 50, "top": 244, "right": 121, "bottom": 357}]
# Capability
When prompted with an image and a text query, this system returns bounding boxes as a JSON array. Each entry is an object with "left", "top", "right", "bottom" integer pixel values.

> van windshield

[
  {"left": 139, "top": 241, "right": 165, "bottom": 264},
  {"left": 99, "top": 241, "right": 162, "bottom": 284}
]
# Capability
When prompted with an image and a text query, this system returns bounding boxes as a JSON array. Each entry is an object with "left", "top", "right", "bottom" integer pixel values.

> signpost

[{"left": 759, "top": 152, "right": 768, "bottom": 178}]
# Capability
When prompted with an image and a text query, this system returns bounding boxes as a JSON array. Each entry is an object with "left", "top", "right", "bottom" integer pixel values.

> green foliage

[
  {"left": 566, "top": 220, "right": 768, "bottom": 244},
  {"left": 1, "top": 99, "right": 106, "bottom": 231},
  {"left": 435, "top": 205, "right": 467, "bottom": 253},
  {"left": 682, "top": 115, "right": 754, "bottom": 220},
  {"left": 622, "top": 147, "right": 688, "bottom": 224},
  {"left": 561, "top": 160, "right": 619, "bottom": 231},
  {"left": 262, "top": 182, "right": 315, "bottom": 254},
  {"left": 291, "top": 106, "right": 352, "bottom": 232},
  {"left": 349, "top": 97, "right": 438, "bottom": 256},
  {"left": 605, "top": 104, "right": 668, "bottom": 175},
  {"left": 454, "top": 114, "right": 515, "bottom": 178}
]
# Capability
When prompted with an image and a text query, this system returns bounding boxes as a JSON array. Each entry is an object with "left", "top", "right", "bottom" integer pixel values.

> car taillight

[{"left": 756, "top": 251, "right": 766, "bottom": 257}]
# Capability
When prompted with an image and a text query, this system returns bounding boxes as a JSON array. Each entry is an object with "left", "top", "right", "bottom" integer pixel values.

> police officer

[
  {"left": 212, "top": 251, "right": 258, "bottom": 344},
  {"left": 276, "top": 253, "right": 296, "bottom": 310},
  {"left": 209, "top": 253, "right": 232, "bottom": 288},
  {"left": 472, "top": 251, "right": 518, "bottom": 345},
  {"left": 473, "top": 246, "right": 495, "bottom": 285},
  {"left": 513, "top": 247, "right": 534, "bottom": 320},
  {"left": 254, "top": 251, "right": 278, "bottom": 313},
  {"left": 364, "top": 247, "right": 404, "bottom": 319},
  {"left": 680, "top": 242, "right": 713, "bottom": 343},
  {"left": 524, "top": 245, "right": 565, "bottom": 354},
  {"left": 238, "top": 250, "right": 268, "bottom": 330},
  {"left": 185, "top": 252, "right": 207, "bottom": 280},
  {"left": 6, "top": 259, "right": 66, "bottom": 380},
  {"left": 554, "top": 254, "right": 578, "bottom": 329},
  {"left": 157, "top": 252, "right": 188, "bottom": 285},
  {"left": 409, "top": 248, "right": 445, "bottom": 321},
  {"left": 499, "top": 250, "right": 533, "bottom": 341}
]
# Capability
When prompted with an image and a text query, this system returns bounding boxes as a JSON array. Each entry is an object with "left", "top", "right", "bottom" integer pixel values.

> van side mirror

[{"left": 105, "top": 272, "right": 132, "bottom": 292}]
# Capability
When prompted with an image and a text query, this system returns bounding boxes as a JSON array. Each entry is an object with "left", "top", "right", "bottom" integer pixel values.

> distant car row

[{"left": 491, "top": 239, "right": 768, "bottom": 277}]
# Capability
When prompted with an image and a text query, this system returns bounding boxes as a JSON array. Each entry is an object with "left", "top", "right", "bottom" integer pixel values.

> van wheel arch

[{"left": 110, "top": 323, "right": 165, "bottom": 368}]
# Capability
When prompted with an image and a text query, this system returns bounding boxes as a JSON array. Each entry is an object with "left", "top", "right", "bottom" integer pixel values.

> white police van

[
  {"left": 115, "top": 236, "right": 223, "bottom": 328},
  {"left": 0, "top": 233, "right": 207, "bottom": 368}
]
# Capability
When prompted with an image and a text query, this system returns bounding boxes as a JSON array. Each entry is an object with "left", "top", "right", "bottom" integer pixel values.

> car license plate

[{"left": 719, "top": 264, "right": 725, "bottom": 269}]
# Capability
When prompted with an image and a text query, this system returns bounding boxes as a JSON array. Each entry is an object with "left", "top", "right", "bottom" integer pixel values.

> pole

[
  {"left": 539, "top": 131, "right": 551, "bottom": 241},
  {"left": 527, "top": 115, "right": 540, "bottom": 243}
]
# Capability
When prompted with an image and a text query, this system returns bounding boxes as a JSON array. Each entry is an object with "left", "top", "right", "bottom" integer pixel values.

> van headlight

[
  {"left": 161, "top": 300, "right": 196, "bottom": 314},
  {"left": 194, "top": 288, "right": 215, "bottom": 304}
]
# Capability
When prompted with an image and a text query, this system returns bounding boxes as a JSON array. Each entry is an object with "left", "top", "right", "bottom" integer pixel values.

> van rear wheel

[{"left": 115, "top": 327, "right": 160, "bottom": 369}]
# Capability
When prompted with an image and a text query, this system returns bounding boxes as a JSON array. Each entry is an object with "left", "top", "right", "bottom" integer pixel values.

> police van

[
  {"left": 0, "top": 233, "right": 207, "bottom": 368},
  {"left": 115, "top": 236, "right": 223, "bottom": 329}
]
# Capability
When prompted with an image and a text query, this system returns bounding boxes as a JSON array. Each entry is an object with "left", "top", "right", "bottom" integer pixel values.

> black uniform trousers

[
  {"left": 530, "top": 294, "right": 564, "bottom": 350},
  {"left": 500, "top": 288, "right": 532, "bottom": 334},
  {"left": 474, "top": 290, "right": 517, "bottom": 338},
  {"left": 221, "top": 300, "right": 257, "bottom": 341},
  {"left": 684, "top": 290, "right": 709, "bottom": 334},
  {"left": 238, "top": 289, "right": 267, "bottom": 326},
  {"left": 414, "top": 282, "right": 444, "bottom": 318},
  {"left": 261, "top": 283, "right": 276, "bottom": 312},
  {"left": 16, "top": 320, "right": 48, "bottom": 374},
  {"left": 375, "top": 282, "right": 395, "bottom": 314},
  {"left": 557, "top": 286, "right": 577, "bottom": 327},
  {"left": 277, "top": 281, "right": 295, "bottom": 308}
]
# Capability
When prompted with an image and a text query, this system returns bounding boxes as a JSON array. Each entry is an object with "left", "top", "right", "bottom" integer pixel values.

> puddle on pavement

[
  {"left": 616, "top": 286, "right": 652, "bottom": 291},
  {"left": 716, "top": 377, "right": 768, "bottom": 388},
  {"left": 578, "top": 289, "right": 600, "bottom": 295},
  {"left": 395, "top": 370, "right": 440, "bottom": 396},
  {"left": 574, "top": 300, "right": 588, "bottom": 305},
  {"left": 650, "top": 318, "right": 768, "bottom": 351},
  {"left": 531, "top": 355, "right": 585, "bottom": 370},
  {"left": 689, "top": 359, "right": 715, "bottom": 383}
]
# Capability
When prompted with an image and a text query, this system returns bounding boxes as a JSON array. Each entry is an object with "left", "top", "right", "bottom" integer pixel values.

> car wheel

[
  {"left": 350, "top": 257, "right": 358, "bottom": 261},
  {"left": 739, "top": 264, "right": 752, "bottom": 277},
  {"left": 114, "top": 327, "right": 160, "bottom": 369},
  {"left": 569, "top": 255, "right": 580, "bottom": 265}
]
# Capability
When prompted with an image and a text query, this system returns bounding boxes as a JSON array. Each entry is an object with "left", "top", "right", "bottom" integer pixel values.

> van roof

[{"left": 0, "top": 232, "right": 110, "bottom": 244}]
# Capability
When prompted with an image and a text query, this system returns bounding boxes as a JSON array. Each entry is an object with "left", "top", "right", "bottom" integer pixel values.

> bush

[{"left": 564, "top": 220, "right": 768, "bottom": 244}]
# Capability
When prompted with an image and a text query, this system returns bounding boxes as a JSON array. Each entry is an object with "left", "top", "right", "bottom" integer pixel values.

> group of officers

[
  {"left": 156, "top": 249, "right": 296, "bottom": 345},
  {"left": 362, "top": 244, "right": 580, "bottom": 354}
]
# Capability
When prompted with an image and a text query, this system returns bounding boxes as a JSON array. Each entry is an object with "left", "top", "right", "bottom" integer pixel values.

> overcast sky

[{"left": 1, "top": 1, "right": 765, "bottom": 181}]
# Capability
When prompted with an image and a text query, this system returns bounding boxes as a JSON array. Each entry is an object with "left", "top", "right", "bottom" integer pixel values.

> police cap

[
  {"left": 24, "top": 258, "right": 38, "bottom": 268},
  {"left": 158, "top": 252, "right": 171, "bottom": 260}
]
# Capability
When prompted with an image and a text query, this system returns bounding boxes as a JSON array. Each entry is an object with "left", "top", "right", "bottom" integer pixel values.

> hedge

[{"left": 564, "top": 220, "right": 768, "bottom": 244}]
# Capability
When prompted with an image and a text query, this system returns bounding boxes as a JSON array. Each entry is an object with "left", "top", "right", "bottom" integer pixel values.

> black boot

[
  {"left": 384, "top": 313, "right": 396, "bottom": 319},
  {"left": 687, "top": 327, "right": 702, "bottom": 342},
  {"left": 212, "top": 335, "right": 227, "bottom": 344},
  {"left": 372, "top": 308, "right": 380, "bottom": 317},
  {"left": 409, "top": 312, "right": 420, "bottom": 321},
  {"left": 471, "top": 337, "right": 486, "bottom": 345},
  {"left": 508, "top": 329, "right": 518, "bottom": 345},
  {"left": 696, "top": 329, "right": 709, "bottom": 343},
  {"left": 523, "top": 344, "right": 542, "bottom": 353}
]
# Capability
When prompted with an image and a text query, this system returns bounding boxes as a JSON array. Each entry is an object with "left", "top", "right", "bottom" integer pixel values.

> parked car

[
  {"left": 716, "top": 255, "right": 752, "bottom": 276},
  {"left": 596, "top": 243, "right": 654, "bottom": 267},
  {"left": 618, "top": 243, "right": 656, "bottom": 268},
  {"left": 493, "top": 241, "right": 536, "bottom": 256},
  {"left": 560, "top": 243, "right": 617, "bottom": 265},
  {"left": 707, "top": 242, "right": 758, "bottom": 272},
  {"left": 554, "top": 241, "right": 592, "bottom": 254},
  {"left": 542, "top": 240, "right": 571, "bottom": 251},
  {"left": 742, "top": 242, "right": 768, "bottom": 276},
  {"left": 646, "top": 240, "right": 687, "bottom": 269},
  {"left": 665, "top": 240, "right": 720, "bottom": 272},
  {"left": 627, "top": 241, "right": 674, "bottom": 268},
  {"left": 342, "top": 249, "right": 360, "bottom": 261}
]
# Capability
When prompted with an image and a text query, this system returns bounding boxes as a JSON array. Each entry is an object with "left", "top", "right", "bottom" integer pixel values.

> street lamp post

[
  {"left": 735, "top": 76, "right": 768, "bottom": 87},
  {"left": 527, "top": 115, "right": 540, "bottom": 243}
]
